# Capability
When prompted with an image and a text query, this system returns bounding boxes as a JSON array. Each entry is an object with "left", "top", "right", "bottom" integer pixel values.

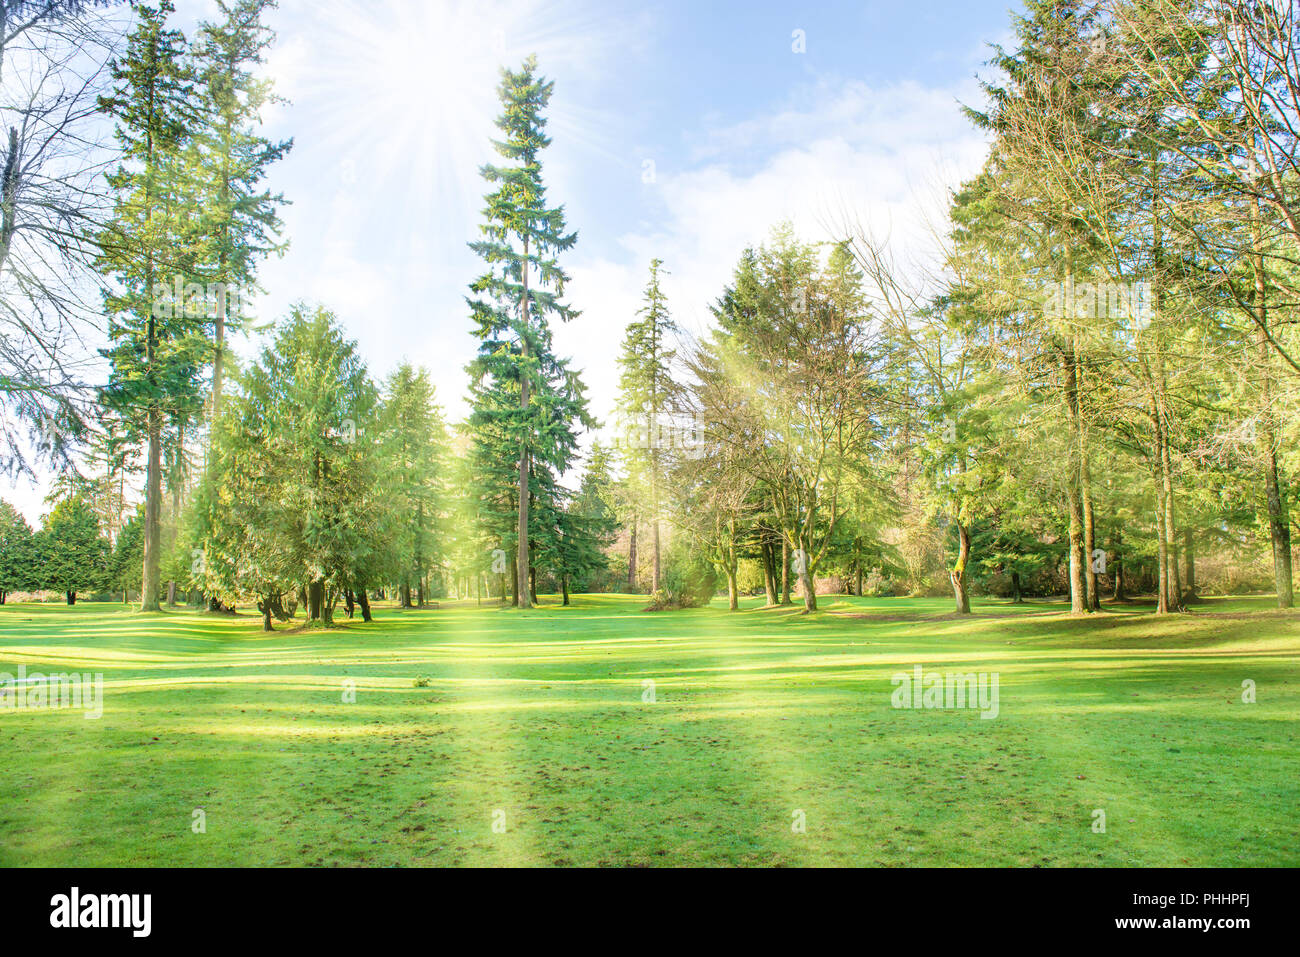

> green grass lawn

[{"left": 0, "top": 593, "right": 1296, "bottom": 867}]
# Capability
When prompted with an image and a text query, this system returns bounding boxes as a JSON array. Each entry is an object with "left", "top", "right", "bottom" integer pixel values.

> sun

[
  {"left": 268, "top": 0, "right": 606, "bottom": 231},
  {"left": 271, "top": 0, "right": 520, "bottom": 228}
]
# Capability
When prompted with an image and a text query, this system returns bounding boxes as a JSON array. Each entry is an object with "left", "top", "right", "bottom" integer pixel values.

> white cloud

[{"left": 559, "top": 75, "right": 991, "bottom": 454}]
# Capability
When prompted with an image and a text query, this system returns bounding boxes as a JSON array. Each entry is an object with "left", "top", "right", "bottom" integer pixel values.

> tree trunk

[
  {"left": 0, "top": 128, "right": 19, "bottom": 273},
  {"left": 761, "top": 535, "right": 777, "bottom": 606},
  {"left": 1147, "top": 151, "right": 1173, "bottom": 615},
  {"left": 529, "top": 565, "right": 538, "bottom": 606},
  {"left": 140, "top": 404, "right": 163, "bottom": 612},
  {"left": 561, "top": 575, "right": 570, "bottom": 606},
  {"left": 1067, "top": 486, "right": 1086, "bottom": 615},
  {"left": 950, "top": 520, "right": 971, "bottom": 614},
  {"left": 510, "top": 555, "right": 519, "bottom": 607},
  {"left": 262, "top": 598, "right": 273, "bottom": 632},
  {"left": 1160, "top": 407, "right": 1182, "bottom": 609},
  {"left": 516, "top": 236, "right": 532, "bottom": 610},
  {"left": 793, "top": 525, "right": 818, "bottom": 613},
  {"left": 1082, "top": 469, "right": 1099, "bottom": 612},
  {"left": 1262, "top": 451, "right": 1294, "bottom": 608},
  {"left": 652, "top": 518, "right": 661, "bottom": 596},
  {"left": 1183, "top": 527, "right": 1196, "bottom": 601},
  {"left": 357, "top": 589, "right": 372, "bottom": 622},
  {"left": 1250, "top": 162, "right": 1294, "bottom": 608},
  {"left": 166, "top": 417, "right": 185, "bottom": 610},
  {"left": 308, "top": 580, "right": 324, "bottom": 621},
  {"left": 1153, "top": 462, "right": 1170, "bottom": 615},
  {"left": 1011, "top": 570, "right": 1023, "bottom": 603},
  {"left": 211, "top": 202, "right": 232, "bottom": 421},
  {"left": 627, "top": 520, "right": 637, "bottom": 592},
  {"left": 651, "top": 447, "right": 662, "bottom": 594},
  {"left": 1061, "top": 343, "right": 1087, "bottom": 615},
  {"left": 268, "top": 593, "right": 292, "bottom": 622},
  {"left": 798, "top": 556, "right": 817, "bottom": 613},
  {"left": 781, "top": 537, "right": 791, "bottom": 605},
  {"left": 1075, "top": 354, "right": 1100, "bottom": 613},
  {"left": 66, "top": 590, "right": 75, "bottom": 605},
  {"left": 212, "top": 305, "right": 226, "bottom": 421},
  {"left": 344, "top": 589, "right": 355, "bottom": 619},
  {"left": 727, "top": 518, "right": 739, "bottom": 611},
  {"left": 1111, "top": 529, "right": 1125, "bottom": 601}
]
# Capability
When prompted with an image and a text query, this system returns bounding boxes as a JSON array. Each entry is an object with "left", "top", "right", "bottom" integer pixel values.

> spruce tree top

[
  {"left": 468, "top": 55, "right": 578, "bottom": 355},
  {"left": 617, "top": 258, "right": 679, "bottom": 414}
]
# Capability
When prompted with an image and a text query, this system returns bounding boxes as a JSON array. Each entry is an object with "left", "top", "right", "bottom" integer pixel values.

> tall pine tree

[
  {"left": 188, "top": 0, "right": 291, "bottom": 421},
  {"left": 615, "top": 258, "right": 679, "bottom": 593},
  {"left": 96, "top": 0, "right": 203, "bottom": 612},
  {"left": 466, "top": 55, "right": 590, "bottom": 609}
]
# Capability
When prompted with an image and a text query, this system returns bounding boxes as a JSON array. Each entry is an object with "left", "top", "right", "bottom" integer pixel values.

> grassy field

[{"left": 0, "top": 593, "right": 1296, "bottom": 867}]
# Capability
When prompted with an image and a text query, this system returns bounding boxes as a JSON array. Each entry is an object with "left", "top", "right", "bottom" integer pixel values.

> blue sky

[{"left": 9, "top": 0, "right": 1023, "bottom": 522}]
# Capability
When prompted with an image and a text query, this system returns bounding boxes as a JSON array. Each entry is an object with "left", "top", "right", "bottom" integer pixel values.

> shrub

[{"left": 646, "top": 541, "right": 718, "bottom": 610}]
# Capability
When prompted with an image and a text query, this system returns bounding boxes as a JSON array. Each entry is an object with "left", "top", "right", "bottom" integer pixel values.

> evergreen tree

[
  {"left": 95, "top": 0, "right": 204, "bottom": 613},
  {"left": 615, "top": 258, "right": 679, "bottom": 593},
  {"left": 466, "top": 55, "right": 591, "bottom": 609},
  {"left": 0, "top": 500, "right": 35, "bottom": 603},
  {"left": 195, "top": 305, "right": 379, "bottom": 624},
  {"left": 558, "top": 443, "right": 621, "bottom": 598},
  {"left": 447, "top": 429, "right": 507, "bottom": 604},
  {"left": 968, "top": 0, "right": 1107, "bottom": 614},
  {"left": 35, "top": 494, "right": 109, "bottom": 604},
  {"left": 109, "top": 505, "right": 146, "bottom": 603},
  {"left": 542, "top": 492, "right": 613, "bottom": 606},
  {"left": 463, "top": 374, "right": 524, "bottom": 604},
  {"left": 188, "top": 0, "right": 291, "bottom": 421},
  {"left": 378, "top": 364, "right": 448, "bottom": 607}
]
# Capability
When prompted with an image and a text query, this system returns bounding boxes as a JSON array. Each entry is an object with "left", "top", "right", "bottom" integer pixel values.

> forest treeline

[{"left": 1, "top": 1, "right": 1298, "bottom": 621}]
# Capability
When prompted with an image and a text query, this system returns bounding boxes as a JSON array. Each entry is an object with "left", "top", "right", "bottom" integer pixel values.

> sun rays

[{"left": 264, "top": 0, "right": 623, "bottom": 238}]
